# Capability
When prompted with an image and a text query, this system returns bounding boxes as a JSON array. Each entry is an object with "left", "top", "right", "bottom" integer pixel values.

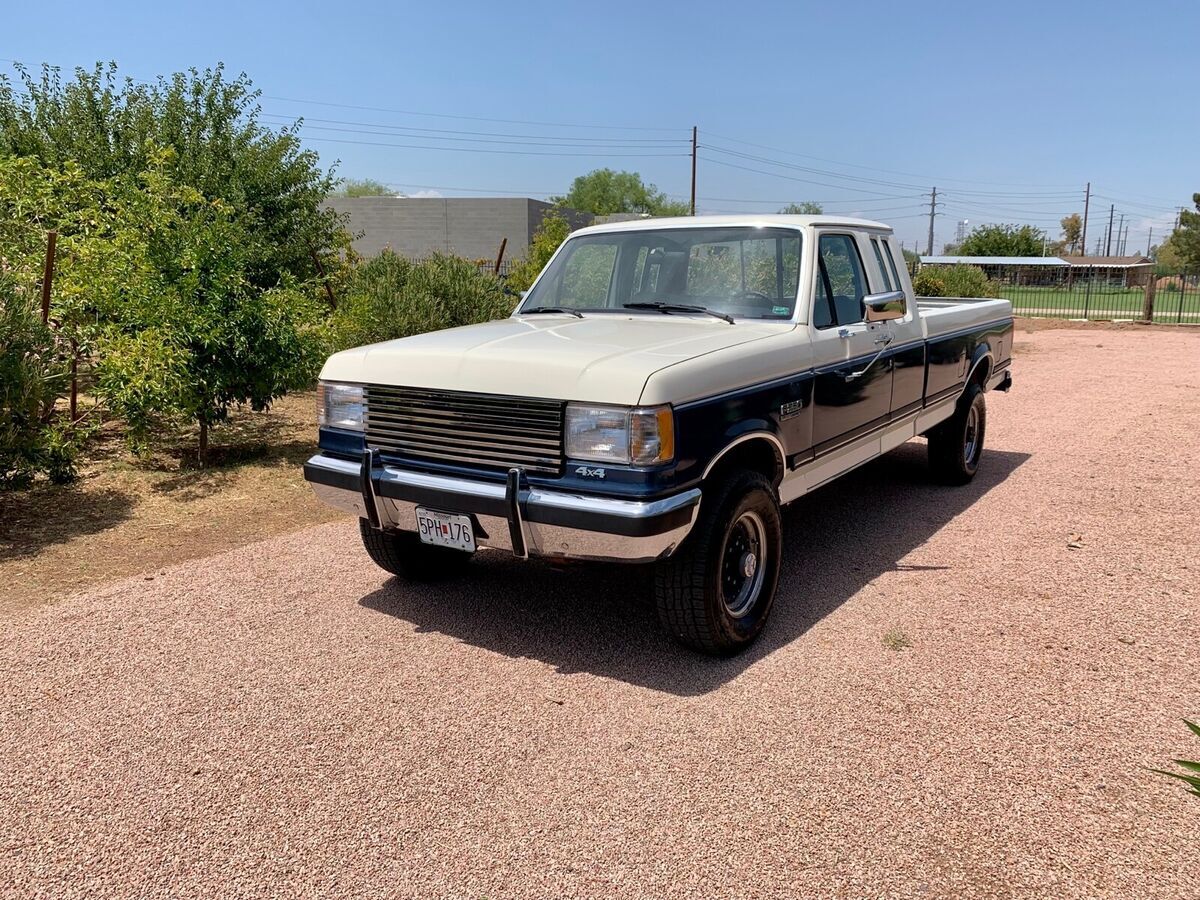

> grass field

[{"left": 1000, "top": 283, "right": 1200, "bottom": 321}]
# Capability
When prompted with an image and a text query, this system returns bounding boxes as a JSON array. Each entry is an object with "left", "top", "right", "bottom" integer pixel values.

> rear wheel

[
  {"left": 653, "top": 471, "right": 783, "bottom": 655},
  {"left": 928, "top": 383, "right": 986, "bottom": 485},
  {"left": 358, "top": 519, "right": 472, "bottom": 580}
]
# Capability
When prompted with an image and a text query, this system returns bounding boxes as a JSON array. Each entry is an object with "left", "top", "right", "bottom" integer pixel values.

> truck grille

[{"left": 364, "top": 385, "right": 566, "bottom": 475}]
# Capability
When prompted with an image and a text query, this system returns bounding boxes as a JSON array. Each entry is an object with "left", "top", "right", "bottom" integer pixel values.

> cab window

[
  {"left": 814, "top": 234, "right": 868, "bottom": 329},
  {"left": 870, "top": 238, "right": 894, "bottom": 291}
]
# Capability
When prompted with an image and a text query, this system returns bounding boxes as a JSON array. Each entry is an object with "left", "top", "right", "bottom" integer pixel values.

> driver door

[{"left": 809, "top": 232, "right": 894, "bottom": 451}]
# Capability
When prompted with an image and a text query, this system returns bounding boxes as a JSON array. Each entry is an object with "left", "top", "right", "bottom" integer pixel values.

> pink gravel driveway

[{"left": 2, "top": 326, "right": 1198, "bottom": 898}]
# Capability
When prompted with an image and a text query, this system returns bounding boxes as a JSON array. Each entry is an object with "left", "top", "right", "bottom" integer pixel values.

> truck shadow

[{"left": 359, "top": 443, "right": 1030, "bottom": 696}]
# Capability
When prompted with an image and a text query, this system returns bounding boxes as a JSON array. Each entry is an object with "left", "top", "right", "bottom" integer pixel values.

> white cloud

[{"left": 407, "top": 189, "right": 443, "bottom": 199}]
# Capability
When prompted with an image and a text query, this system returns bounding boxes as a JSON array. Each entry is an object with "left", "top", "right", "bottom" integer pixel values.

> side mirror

[{"left": 864, "top": 290, "right": 906, "bottom": 322}]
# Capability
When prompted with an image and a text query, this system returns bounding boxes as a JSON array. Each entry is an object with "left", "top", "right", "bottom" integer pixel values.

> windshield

[{"left": 519, "top": 226, "right": 802, "bottom": 320}]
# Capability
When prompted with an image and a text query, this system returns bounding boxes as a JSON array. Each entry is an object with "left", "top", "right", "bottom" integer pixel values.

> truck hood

[{"left": 320, "top": 314, "right": 791, "bottom": 404}]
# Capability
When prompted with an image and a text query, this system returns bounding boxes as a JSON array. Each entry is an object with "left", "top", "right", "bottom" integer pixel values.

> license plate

[{"left": 415, "top": 507, "right": 476, "bottom": 552}]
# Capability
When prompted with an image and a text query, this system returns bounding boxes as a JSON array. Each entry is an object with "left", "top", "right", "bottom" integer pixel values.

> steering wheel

[{"left": 731, "top": 290, "right": 773, "bottom": 304}]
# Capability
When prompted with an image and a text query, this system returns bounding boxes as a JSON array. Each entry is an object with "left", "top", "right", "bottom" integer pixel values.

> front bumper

[{"left": 303, "top": 453, "right": 701, "bottom": 563}]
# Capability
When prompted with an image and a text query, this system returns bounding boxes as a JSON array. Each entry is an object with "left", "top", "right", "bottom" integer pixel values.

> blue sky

[{"left": 4, "top": 0, "right": 1196, "bottom": 252}]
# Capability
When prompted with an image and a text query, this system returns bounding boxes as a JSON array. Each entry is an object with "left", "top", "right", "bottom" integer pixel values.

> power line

[
  {"left": 701, "top": 129, "right": 1081, "bottom": 189},
  {"left": 259, "top": 113, "right": 688, "bottom": 144},
  {"left": 698, "top": 154, "right": 925, "bottom": 199},
  {"left": 297, "top": 133, "right": 687, "bottom": 158},
  {"left": 265, "top": 94, "right": 684, "bottom": 132},
  {"left": 287, "top": 122, "right": 686, "bottom": 150}
]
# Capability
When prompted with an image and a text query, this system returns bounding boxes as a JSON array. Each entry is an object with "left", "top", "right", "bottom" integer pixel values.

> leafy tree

[
  {"left": 1060, "top": 213, "right": 1082, "bottom": 254},
  {"left": 1157, "top": 194, "right": 1200, "bottom": 272},
  {"left": 89, "top": 164, "right": 328, "bottom": 462},
  {"left": 956, "top": 223, "right": 1046, "bottom": 257},
  {"left": 779, "top": 201, "right": 823, "bottom": 214},
  {"left": 505, "top": 212, "right": 572, "bottom": 292},
  {"left": 333, "top": 178, "right": 395, "bottom": 198},
  {"left": 0, "top": 62, "right": 349, "bottom": 290},
  {"left": 552, "top": 168, "right": 688, "bottom": 217}
]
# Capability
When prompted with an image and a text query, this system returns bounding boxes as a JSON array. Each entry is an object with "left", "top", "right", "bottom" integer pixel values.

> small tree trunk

[{"left": 198, "top": 420, "right": 208, "bottom": 467}]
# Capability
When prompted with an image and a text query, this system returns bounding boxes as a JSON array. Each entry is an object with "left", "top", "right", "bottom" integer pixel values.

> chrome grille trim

[{"left": 364, "top": 385, "right": 565, "bottom": 475}]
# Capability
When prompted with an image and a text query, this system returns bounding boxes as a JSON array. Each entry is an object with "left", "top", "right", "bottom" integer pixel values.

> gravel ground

[{"left": 2, "top": 327, "right": 1198, "bottom": 899}]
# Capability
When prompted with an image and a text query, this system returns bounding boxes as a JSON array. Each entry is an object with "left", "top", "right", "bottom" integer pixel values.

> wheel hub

[{"left": 720, "top": 511, "right": 768, "bottom": 619}]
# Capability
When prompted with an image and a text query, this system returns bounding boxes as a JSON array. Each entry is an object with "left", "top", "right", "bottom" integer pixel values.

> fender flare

[
  {"left": 701, "top": 429, "right": 787, "bottom": 482},
  {"left": 964, "top": 346, "right": 995, "bottom": 394}
]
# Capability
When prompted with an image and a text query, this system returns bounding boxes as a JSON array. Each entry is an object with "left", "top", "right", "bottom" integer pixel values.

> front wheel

[
  {"left": 653, "top": 471, "right": 783, "bottom": 655},
  {"left": 928, "top": 383, "right": 986, "bottom": 485}
]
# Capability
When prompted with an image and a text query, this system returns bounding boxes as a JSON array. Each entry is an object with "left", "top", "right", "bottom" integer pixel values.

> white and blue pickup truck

[{"left": 305, "top": 215, "right": 1013, "bottom": 654}]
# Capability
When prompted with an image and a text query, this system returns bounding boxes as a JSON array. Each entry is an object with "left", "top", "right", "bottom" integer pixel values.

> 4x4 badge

[{"left": 575, "top": 466, "right": 606, "bottom": 479}]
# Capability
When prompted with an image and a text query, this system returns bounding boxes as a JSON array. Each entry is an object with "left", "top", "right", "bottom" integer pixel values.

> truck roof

[{"left": 570, "top": 213, "right": 893, "bottom": 237}]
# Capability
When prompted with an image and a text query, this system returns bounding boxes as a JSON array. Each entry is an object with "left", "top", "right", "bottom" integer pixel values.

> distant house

[
  {"left": 1059, "top": 256, "right": 1155, "bottom": 287},
  {"left": 324, "top": 197, "right": 593, "bottom": 264},
  {"left": 920, "top": 254, "right": 1156, "bottom": 288}
]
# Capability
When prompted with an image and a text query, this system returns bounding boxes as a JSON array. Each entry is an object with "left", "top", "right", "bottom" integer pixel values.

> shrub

[
  {"left": 505, "top": 213, "right": 571, "bottom": 293},
  {"left": 913, "top": 264, "right": 997, "bottom": 299},
  {"left": 0, "top": 274, "right": 79, "bottom": 486},
  {"left": 332, "top": 251, "right": 515, "bottom": 348}
]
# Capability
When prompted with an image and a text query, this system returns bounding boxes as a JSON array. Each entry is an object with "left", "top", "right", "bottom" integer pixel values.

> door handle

[{"left": 840, "top": 334, "right": 893, "bottom": 381}]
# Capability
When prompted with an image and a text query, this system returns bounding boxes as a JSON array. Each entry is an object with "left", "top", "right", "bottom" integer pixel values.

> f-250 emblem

[{"left": 575, "top": 466, "right": 606, "bottom": 479}]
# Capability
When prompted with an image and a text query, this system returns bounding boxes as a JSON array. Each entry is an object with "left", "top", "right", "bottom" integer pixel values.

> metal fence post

[
  {"left": 1083, "top": 266, "right": 1093, "bottom": 319},
  {"left": 1180, "top": 275, "right": 1187, "bottom": 324}
]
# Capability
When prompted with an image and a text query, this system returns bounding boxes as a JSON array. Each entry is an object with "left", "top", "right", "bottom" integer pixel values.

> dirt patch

[
  {"left": 0, "top": 391, "right": 344, "bottom": 615},
  {"left": 1016, "top": 315, "right": 1196, "bottom": 332}
]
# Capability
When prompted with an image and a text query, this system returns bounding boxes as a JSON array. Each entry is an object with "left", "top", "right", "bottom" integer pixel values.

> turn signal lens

[{"left": 631, "top": 405, "right": 674, "bottom": 466}]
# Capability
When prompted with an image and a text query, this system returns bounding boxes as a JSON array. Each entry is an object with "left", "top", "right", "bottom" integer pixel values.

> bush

[
  {"left": 505, "top": 213, "right": 571, "bottom": 293},
  {"left": 913, "top": 264, "right": 997, "bottom": 299},
  {"left": 0, "top": 275, "right": 80, "bottom": 486},
  {"left": 332, "top": 251, "right": 515, "bottom": 348}
]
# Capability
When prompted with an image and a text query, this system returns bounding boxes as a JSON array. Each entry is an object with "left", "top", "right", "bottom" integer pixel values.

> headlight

[
  {"left": 565, "top": 403, "right": 674, "bottom": 466},
  {"left": 318, "top": 381, "right": 365, "bottom": 431}
]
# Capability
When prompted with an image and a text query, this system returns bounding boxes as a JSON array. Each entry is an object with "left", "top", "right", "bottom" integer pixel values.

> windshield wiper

[
  {"left": 623, "top": 302, "right": 734, "bottom": 324},
  {"left": 520, "top": 306, "right": 584, "bottom": 318}
]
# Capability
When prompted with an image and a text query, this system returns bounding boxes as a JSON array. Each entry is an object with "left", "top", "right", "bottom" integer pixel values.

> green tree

[
  {"left": 956, "top": 223, "right": 1046, "bottom": 257},
  {"left": 779, "top": 201, "right": 823, "bottom": 214},
  {"left": 333, "top": 178, "right": 395, "bottom": 197},
  {"left": 505, "top": 213, "right": 573, "bottom": 292},
  {"left": 551, "top": 168, "right": 688, "bottom": 217},
  {"left": 1060, "top": 213, "right": 1082, "bottom": 254},
  {"left": 0, "top": 61, "right": 349, "bottom": 290},
  {"left": 91, "top": 166, "right": 327, "bottom": 462},
  {"left": 1159, "top": 194, "right": 1200, "bottom": 272}
]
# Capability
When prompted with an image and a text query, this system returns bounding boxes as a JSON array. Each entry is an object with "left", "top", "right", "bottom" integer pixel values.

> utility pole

[
  {"left": 1080, "top": 182, "right": 1090, "bottom": 256},
  {"left": 1105, "top": 204, "right": 1115, "bottom": 256},
  {"left": 926, "top": 186, "right": 938, "bottom": 256},
  {"left": 1116, "top": 213, "right": 1125, "bottom": 255},
  {"left": 689, "top": 126, "right": 697, "bottom": 216},
  {"left": 1146, "top": 226, "right": 1153, "bottom": 256}
]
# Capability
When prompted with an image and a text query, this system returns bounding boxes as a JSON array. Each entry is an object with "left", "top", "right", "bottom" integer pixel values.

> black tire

[
  {"left": 358, "top": 519, "right": 472, "bottom": 580},
  {"left": 653, "top": 471, "right": 783, "bottom": 656},
  {"left": 928, "top": 383, "right": 986, "bottom": 485}
]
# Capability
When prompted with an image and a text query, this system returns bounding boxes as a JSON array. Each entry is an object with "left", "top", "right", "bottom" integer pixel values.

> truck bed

[{"left": 917, "top": 296, "right": 1013, "bottom": 339}]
